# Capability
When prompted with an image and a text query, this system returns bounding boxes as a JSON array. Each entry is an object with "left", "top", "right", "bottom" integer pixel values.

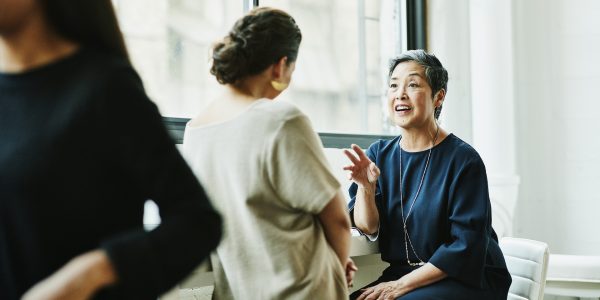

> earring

[{"left": 271, "top": 80, "right": 288, "bottom": 92}]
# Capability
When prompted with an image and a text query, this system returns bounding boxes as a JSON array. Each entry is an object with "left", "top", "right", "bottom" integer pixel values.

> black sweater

[{"left": 0, "top": 49, "right": 222, "bottom": 299}]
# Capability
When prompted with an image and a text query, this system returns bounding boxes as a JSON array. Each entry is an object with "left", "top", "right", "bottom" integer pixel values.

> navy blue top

[{"left": 349, "top": 134, "right": 510, "bottom": 289}]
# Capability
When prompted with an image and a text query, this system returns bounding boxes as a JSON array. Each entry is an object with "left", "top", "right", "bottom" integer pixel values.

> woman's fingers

[
  {"left": 357, "top": 286, "right": 376, "bottom": 300},
  {"left": 343, "top": 165, "right": 358, "bottom": 181},
  {"left": 346, "top": 145, "right": 373, "bottom": 166},
  {"left": 351, "top": 144, "right": 370, "bottom": 161},
  {"left": 366, "top": 288, "right": 383, "bottom": 300},
  {"left": 357, "top": 283, "right": 387, "bottom": 300},
  {"left": 345, "top": 258, "right": 357, "bottom": 287},
  {"left": 343, "top": 149, "right": 360, "bottom": 165},
  {"left": 348, "top": 259, "right": 358, "bottom": 271},
  {"left": 344, "top": 145, "right": 378, "bottom": 186},
  {"left": 357, "top": 290, "right": 369, "bottom": 300},
  {"left": 356, "top": 290, "right": 367, "bottom": 300},
  {"left": 342, "top": 165, "right": 355, "bottom": 171}
]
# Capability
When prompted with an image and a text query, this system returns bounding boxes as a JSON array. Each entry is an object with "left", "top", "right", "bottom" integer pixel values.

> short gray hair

[{"left": 388, "top": 50, "right": 448, "bottom": 119}]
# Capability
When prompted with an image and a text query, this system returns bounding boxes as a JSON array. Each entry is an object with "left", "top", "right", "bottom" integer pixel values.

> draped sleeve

[
  {"left": 265, "top": 113, "right": 341, "bottom": 214},
  {"left": 428, "top": 155, "right": 491, "bottom": 287},
  {"left": 98, "top": 64, "right": 222, "bottom": 298}
]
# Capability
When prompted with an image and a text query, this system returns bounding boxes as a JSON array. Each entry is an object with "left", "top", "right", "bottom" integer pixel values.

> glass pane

[
  {"left": 113, "top": 0, "right": 402, "bottom": 134},
  {"left": 113, "top": 0, "right": 243, "bottom": 117},
  {"left": 260, "top": 0, "right": 396, "bottom": 134}
]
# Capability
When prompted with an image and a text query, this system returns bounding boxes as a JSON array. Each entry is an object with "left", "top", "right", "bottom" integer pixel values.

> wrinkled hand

[
  {"left": 356, "top": 280, "right": 408, "bottom": 300},
  {"left": 345, "top": 258, "right": 358, "bottom": 288},
  {"left": 343, "top": 144, "right": 380, "bottom": 188},
  {"left": 22, "top": 250, "right": 116, "bottom": 300}
]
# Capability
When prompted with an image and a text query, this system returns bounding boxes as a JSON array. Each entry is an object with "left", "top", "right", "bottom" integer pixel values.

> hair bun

[
  {"left": 210, "top": 8, "right": 302, "bottom": 85},
  {"left": 211, "top": 36, "right": 248, "bottom": 84}
]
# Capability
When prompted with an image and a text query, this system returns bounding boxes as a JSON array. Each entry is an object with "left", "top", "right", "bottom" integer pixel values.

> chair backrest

[{"left": 500, "top": 237, "right": 549, "bottom": 300}]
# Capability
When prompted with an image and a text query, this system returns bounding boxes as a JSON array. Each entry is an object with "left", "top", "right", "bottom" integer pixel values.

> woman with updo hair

[{"left": 183, "top": 7, "right": 355, "bottom": 300}]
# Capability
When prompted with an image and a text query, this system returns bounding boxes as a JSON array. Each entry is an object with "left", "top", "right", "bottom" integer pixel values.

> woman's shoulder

[
  {"left": 254, "top": 99, "right": 304, "bottom": 117},
  {"left": 79, "top": 49, "right": 138, "bottom": 82},
  {"left": 250, "top": 99, "right": 308, "bottom": 127},
  {"left": 367, "top": 136, "right": 400, "bottom": 155},
  {"left": 69, "top": 50, "right": 153, "bottom": 119},
  {"left": 36, "top": 48, "right": 138, "bottom": 94},
  {"left": 442, "top": 134, "right": 484, "bottom": 165},
  {"left": 0, "top": 48, "right": 135, "bottom": 87}
]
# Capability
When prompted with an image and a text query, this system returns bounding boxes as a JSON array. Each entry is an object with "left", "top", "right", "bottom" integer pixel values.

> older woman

[{"left": 344, "top": 50, "right": 511, "bottom": 300}]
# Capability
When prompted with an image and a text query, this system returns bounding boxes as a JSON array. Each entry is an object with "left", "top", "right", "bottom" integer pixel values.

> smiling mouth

[{"left": 394, "top": 104, "right": 411, "bottom": 112}]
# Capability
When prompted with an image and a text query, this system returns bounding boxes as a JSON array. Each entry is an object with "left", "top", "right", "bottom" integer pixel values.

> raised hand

[{"left": 343, "top": 144, "right": 380, "bottom": 188}]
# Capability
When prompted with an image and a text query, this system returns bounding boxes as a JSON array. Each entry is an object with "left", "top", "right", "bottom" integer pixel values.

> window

[
  {"left": 114, "top": 0, "right": 410, "bottom": 134},
  {"left": 113, "top": 0, "right": 243, "bottom": 117},
  {"left": 259, "top": 0, "right": 403, "bottom": 134}
]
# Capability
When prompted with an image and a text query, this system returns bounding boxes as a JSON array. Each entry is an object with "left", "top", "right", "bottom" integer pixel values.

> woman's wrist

[
  {"left": 81, "top": 250, "right": 117, "bottom": 292},
  {"left": 395, "top": 276, "right": 414, "bottom": 294},
  {"left": 357, "top": 183, "right": 376, "bottom": 194}
]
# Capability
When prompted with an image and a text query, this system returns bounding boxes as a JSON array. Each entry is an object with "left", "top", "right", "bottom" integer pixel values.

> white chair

[
  {"left": 545, "top": 254, "right": 600, "bottom": 299},
  {"left": 500, "top": 237, "right": 549, "bottom": 300}
]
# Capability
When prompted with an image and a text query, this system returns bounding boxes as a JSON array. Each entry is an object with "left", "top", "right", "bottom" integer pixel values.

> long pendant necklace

[{"left": 399, "top": 123, "right": 440, "bottom": 267}]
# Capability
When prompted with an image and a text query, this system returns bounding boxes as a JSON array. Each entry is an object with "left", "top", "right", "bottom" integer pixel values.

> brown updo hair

[{"left": 210, "top": 7, "right": 302, "bottom": 84}]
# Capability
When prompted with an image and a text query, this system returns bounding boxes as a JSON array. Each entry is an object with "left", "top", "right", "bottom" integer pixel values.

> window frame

[
  {"left": 163, "top": 117, "right": 395, "bottom": 148},
  {"left": 406, "top": 0, "right": 426, "bottom": 50}
]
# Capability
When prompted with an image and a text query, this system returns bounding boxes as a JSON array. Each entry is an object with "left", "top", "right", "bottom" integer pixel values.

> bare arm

[
  {"left": 343, "top": 144, "right": 380, "bottom": 234},
  {"left": 353, "top": 183, "right": 379, "bottom": 234},
  {"left": 22, "top": 250, "right": 117, "bottom": 300},
  {"left": 317, "top": 191, "right": 352, "bottom": 265},
  {"left": 318, "top": 190, "right": 358, "bottom": 287}
]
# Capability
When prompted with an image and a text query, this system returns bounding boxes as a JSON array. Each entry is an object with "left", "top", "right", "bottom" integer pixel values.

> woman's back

[
  {"left": 183, "top": 99, "right": 347, "bottom": 299},
  {"left": 0, "top": 48, "right": 222, "bottom": 299}
]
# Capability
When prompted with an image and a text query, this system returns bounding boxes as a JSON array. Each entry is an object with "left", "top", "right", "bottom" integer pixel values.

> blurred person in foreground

[{"left": 0, "top": 0, "right": 221, "bottom": 299}]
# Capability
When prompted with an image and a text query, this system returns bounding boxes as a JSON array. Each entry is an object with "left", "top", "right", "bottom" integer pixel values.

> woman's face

[
  {"left": 0, "top": 0, "right": 39, "bottom": 35},
  {"left": 387, "top": 61, "right": 439, "bottom": 129}
]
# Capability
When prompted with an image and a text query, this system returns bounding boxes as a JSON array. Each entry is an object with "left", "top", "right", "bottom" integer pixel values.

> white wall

[
  {"left": 429, "top": 0, "right": 521, "bottom": 239},
  {"left": 427, "top": 0, "right": 473, "bottom": 143},
  {"left": 512, "top": 0, "right": 600, "bottom": 255},
  {"left": 429, "top": 0, "right": 600, "bottom": 255}
]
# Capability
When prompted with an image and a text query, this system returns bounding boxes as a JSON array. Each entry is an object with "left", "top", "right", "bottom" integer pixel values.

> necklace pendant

[{"left": 408, "top": 261, "right": 425, "bottom": 267}]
